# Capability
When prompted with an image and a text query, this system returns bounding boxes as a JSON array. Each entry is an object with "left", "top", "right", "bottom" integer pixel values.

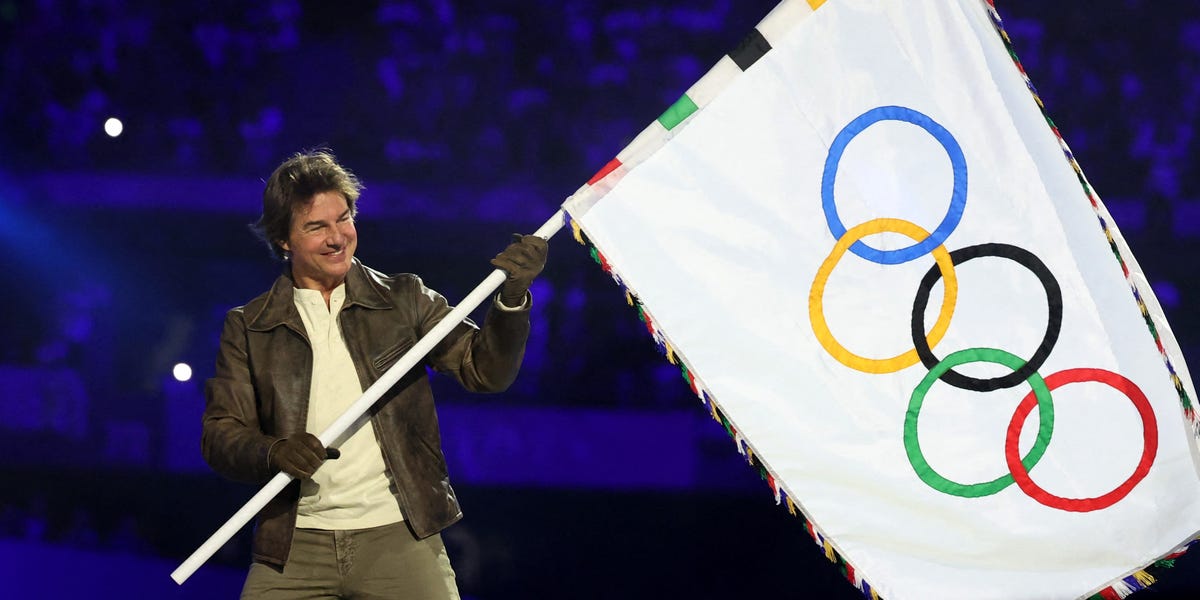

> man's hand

[
  {"left": 490, "top": 234, "right": 549, "bottom": 306},
  {"left": 269, "top": 433, "right": 339, "bottom": 479}
]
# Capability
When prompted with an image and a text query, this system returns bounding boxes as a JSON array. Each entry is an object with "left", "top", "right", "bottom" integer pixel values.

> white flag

[{"left": 562, "top": 1, "right": 1200, "bottom": 598}]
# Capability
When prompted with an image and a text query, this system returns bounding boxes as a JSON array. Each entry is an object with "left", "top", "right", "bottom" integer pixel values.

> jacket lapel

[
  {"left": 344, "top": 258, "right": 391, "bottom": 310},
  {"left": 245, "top": 268, "right": 308, "bottom": 343}
]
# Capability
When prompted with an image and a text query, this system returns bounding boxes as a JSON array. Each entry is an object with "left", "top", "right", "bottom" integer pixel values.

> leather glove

[
  {"left": 490, "top": 233, "right": 549, "bottom": 306},
  {"left": 268, "top": 432, "right": 340, "bottom": 479}
]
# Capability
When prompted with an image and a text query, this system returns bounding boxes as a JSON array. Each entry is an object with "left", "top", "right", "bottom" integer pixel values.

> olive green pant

[{"left": 240, "top": 522, "right": 459, "bottom": 599}]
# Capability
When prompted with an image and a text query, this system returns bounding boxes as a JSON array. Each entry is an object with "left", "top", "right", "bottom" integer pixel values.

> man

[{"left": 202, "top": 150, "right": 548, "bottom": 598}]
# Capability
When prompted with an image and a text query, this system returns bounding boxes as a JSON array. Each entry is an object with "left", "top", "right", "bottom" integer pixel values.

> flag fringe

[
  {"left": 984, "top": 2, "right": 1198, "bottom": 437},
  {"left": 561, "top": 209, "right": 885, "bottom": 599},
  {"left": 1081, "top": 541, "right": 1200, "bottom": 599},
  {"left": 985, "top": 5, "right": 1200, "bottom": 599}
]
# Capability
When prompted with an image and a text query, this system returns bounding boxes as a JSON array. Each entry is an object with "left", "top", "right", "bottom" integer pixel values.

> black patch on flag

[{"left": 729, "top": 28, "right": 771, "bottom": 71}]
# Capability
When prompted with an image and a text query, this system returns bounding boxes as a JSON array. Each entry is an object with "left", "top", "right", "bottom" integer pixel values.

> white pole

[{"left": 172, "top": 210, "right": 566, "bottom": 585}]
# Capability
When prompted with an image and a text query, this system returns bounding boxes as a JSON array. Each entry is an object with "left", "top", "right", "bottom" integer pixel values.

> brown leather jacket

[{"left": 202, "top": 259, "right": 529, "bottom": 567}]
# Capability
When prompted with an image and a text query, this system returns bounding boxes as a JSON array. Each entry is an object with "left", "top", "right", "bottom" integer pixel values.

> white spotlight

[
  {"left": 173, "top": 362, "right": 193, "bottom": 382},
  {"left": 104, "top": 117, "right": 123, "bottom": 137}
]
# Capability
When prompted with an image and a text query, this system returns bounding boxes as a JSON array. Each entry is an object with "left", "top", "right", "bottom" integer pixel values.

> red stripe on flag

[
  {"left": 587, "top": 158, "right": 622, "bottom": 185},
  {"left": 596, "top": 250, "right": 612, "bottom": 273}
]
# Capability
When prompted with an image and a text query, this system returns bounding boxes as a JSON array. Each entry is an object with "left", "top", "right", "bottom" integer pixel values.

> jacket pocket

[{"left": 372, "top": 337, "right": 416, "bottom": 373}]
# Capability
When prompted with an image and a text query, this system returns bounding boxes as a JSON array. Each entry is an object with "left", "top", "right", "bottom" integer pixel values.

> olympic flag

[{"left": 562, "top": 1, "right": 1200, "bottom": 598}]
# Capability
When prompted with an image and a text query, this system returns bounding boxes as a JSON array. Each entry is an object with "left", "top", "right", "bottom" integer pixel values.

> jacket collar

[
  {"left": 344, "top": 258, "right": 391, "bottom": 310},
  {"left": 246, "top": 258, "right": 389, "bottom": 333}
]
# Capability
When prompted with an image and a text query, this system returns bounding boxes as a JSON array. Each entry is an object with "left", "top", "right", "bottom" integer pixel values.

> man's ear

[{"left": 279, "top": 240, "right": 291, "bottom": 252}]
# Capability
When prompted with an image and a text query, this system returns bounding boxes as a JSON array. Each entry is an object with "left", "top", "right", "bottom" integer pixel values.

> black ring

[{"left": 910, "top": 243, "right": 1063, "bottom": 391}]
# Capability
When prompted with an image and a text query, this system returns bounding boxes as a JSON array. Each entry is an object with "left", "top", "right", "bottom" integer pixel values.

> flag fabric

[{"left": 561, "top": 1, "right": 1200, "bottom": 598}]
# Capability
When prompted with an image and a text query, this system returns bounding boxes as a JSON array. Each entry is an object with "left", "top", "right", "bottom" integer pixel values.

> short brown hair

[{"left": 253, "top": 149, "right": 364, "bottom": 259}]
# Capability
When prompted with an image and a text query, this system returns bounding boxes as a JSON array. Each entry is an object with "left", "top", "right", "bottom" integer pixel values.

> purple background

[{"left": 1, "top": 0, "right": 1198, "bottom": 597}]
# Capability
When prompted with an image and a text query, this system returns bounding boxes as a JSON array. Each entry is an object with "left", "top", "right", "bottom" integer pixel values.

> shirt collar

[{"left": 246, "top": 258, "right": 388, "bottom": 333}]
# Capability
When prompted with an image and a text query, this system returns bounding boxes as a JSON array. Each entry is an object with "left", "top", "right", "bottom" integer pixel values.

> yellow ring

[{"left": 809, "top": 218, "right": 958, "bottom": 373}]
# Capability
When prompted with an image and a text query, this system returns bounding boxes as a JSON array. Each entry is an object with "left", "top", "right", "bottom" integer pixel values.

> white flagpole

[{"left": 172, "top": 210, "right": 565, "bottom": 585}]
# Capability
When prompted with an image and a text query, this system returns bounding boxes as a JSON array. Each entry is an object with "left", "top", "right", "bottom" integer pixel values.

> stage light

[
  {"left": 104, "top": 117, "right": 123, "bottom": 137},
  {"left": 173, "top": 362, "right": 193, "bottom": 382}
]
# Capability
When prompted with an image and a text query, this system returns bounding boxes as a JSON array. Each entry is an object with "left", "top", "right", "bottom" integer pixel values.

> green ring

[{"left": 904, "top": 347, "right": 1054, "bottom": 497}]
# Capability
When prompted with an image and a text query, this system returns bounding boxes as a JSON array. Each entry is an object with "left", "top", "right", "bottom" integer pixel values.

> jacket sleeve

[
  {"left": 202, "top": 309, "right": 277, "bottom": 485},
  {"left": 411, "top": 277, "right": 531, "bottom": 393}
]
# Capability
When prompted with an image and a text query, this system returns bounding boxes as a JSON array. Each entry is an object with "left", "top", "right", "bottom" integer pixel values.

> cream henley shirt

[{"left": 292, "top": 284, "right": 404, "bottom": 530}]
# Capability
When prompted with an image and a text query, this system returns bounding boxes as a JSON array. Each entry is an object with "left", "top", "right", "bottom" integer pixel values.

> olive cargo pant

[{"left": 240, "top": 522, "right": 459, "bottom": 599}]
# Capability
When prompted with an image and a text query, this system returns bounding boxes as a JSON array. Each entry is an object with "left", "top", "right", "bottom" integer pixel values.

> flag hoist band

[{"left": 808, "top": 104, "right": 1159, "bottom": 513}]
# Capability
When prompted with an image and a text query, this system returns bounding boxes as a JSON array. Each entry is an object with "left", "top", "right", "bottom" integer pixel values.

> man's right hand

[{"left": 269, "top": 433, "right": 339, "bottom": 479}]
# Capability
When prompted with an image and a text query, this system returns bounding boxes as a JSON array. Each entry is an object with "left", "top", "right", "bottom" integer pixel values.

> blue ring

[{"left": 821, "top": 106, "right": 968, "bottom": 265}]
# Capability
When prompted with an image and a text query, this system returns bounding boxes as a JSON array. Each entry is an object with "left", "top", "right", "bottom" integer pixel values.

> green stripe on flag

[{"left": 657, "top": 94, "right": 699, "bottom": 130}]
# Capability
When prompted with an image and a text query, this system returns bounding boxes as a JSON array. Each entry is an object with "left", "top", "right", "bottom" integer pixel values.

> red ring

[{"left": 1004, "top": 368, "right": 1158, "bottom": 512}]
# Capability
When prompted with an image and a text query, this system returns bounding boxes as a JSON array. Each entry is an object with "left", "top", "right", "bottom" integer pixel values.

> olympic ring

[
  {"left": 809, "top": 218, "right": 957, "bottom": 374},
  {"left": 1005, "top": 369, "right": 1158, "bottom": 512},
  {"left": 821, "top": 106, "right": 968, "bottom": 265},
  {"left": 910, "top": 243, "right": 1063, "bottom": 391},
  {"left": 811, "top": 104, "right": 1159, "bottom": 512},
  {"left": 905, "top": 348, "right": 1054, "bottom": 498}
]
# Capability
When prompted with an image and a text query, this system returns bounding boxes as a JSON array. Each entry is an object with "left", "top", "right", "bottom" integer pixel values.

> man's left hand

[{"left": 490, "top": 234, "right": 549, "bottom": 306}]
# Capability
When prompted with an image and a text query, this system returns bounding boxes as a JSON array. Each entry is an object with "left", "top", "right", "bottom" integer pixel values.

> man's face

[{"left": 281, "top": 191, "right": 357, "bottom": 292}]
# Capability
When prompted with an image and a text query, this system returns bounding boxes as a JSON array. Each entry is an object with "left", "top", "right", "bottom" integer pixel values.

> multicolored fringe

[
  {"left": 1082, "top": 540, "right": 1200, "bottom": 599},
  {"left": 985, "top": 2, "right": 1200, "bottom": 598},
  {"left": 564, "top": 211, "right": 883, "bottom": 600},
  {"left": 984, "top": 1, "right": 1197, "bottom": 431}
]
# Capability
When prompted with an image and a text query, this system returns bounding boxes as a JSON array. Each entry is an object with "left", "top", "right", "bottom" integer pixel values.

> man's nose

[{"left": 328, "top": 229, "right": 345, "bottom": 246}]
